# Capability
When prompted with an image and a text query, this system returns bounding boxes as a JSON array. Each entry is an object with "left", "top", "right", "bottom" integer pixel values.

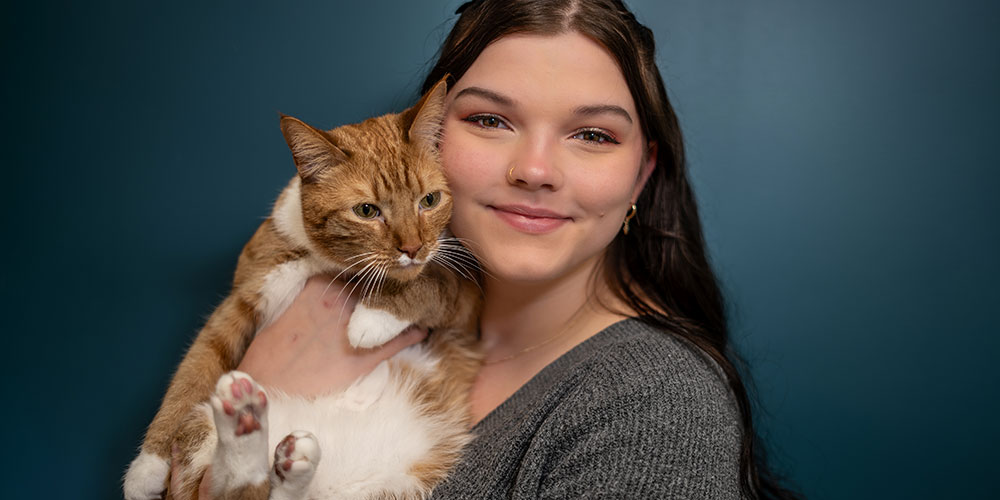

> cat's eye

[
  {"left": 419, "top": 191, "right": 441, "bottom": 209},
  {"left": 353, "top": 203, "right": 381, "bottom": 219}
]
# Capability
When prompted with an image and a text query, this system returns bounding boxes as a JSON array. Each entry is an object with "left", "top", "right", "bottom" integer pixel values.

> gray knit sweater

[{"left": 428, "top": 318, "right": 743, "bottom": 499}]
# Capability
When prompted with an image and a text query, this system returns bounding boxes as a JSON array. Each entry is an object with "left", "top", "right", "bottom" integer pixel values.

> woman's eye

[
  {"left": 352, "top": 203, "right": 381, "bottom": 219},
  {"left": 419, "top": 191, "right": 441, "bottom": 209},
  {"left": 573, "top": 129, "right": 619, "bottom": 144},
  {"left": 465, "top": 114, "right": 508, "bottom": 129}
]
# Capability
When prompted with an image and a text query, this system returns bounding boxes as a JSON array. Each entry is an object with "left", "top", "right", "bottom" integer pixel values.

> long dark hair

[{"left": 422, "top": 0, "right": 799, "bottom": 498}]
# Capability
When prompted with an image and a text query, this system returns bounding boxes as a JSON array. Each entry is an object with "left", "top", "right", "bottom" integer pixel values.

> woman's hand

[
  {"left": 238, "top": 275, "right": 427, "bottom": 396},
  {"left": 170, "top": 275, "right": 426, "bottom": 498}
]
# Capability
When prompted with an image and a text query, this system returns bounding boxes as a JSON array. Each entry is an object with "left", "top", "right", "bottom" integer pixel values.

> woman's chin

[{"left": 482, "top": 251, "right": 599, "bottom": 288}]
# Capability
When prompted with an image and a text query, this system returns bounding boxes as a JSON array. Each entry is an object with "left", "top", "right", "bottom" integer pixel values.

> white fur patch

[
  {"left": 187, "top": 404, "right": 218, "bottom": 475},
  {"left": 181, "top": 345, "right": 460, "bottom": 499},
  {"left": 396, "top": 255, "right": 428, "bottom": 267},
  {"left": 271, "top": 177, "right": 312, "bottom": 250},
  {"left": 123, "top": 451, "right": 170, "bottom": 500},
  {"left": 210, "top": 372, "right": 270, "bottom": 493},
  {"left": 347, "top": 304, "right": 411, "bottom": 348},
  {"left": 270, "top": 431, "right": 321, "bottom": 500},
  {"left": 340, "top": 360, "right": 391, "bottom": 411},
  {"left": 265, "top": 346, "right": 448, "bottom": 498},
  {"left": 258, "top": 259, "right": 317, "bottom": 329}
]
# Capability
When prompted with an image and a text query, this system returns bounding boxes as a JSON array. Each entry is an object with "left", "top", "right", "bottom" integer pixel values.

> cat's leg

[
  {"left": 123, "top": 451, "right": 171, "bottom": 500},
  {"left": 125, "top": 294, "right": 257, "bottom": 500},
  {"left": 209, "top": 371, "right": 271, "bottom": 500},
  {"left": 165, "top": 404, "right": 216, "bottom": 500},
  {"left": 268, "top": 431, "right": 321, "bottom": 500},
  {"left": 347, "top": 303, "right": 411, "bottom": 348}
]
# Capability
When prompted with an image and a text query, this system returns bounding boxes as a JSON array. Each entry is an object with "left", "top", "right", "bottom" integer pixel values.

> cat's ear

[
  {"left": 406, "top": 77, "right": 448, "bottom": 149},
  {"left": 279, "top": 115, "right": 349, "bottom": 182}
]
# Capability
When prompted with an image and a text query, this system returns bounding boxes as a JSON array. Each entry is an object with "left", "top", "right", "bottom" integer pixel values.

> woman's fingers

[
  {"left": 373, "top": 325, "right": 429, "bottom": 360},
  {"left": 238, "top": 274, "right": 429, "bottom": 397},
  {"left": 169, "top": 445, "right": 214, "bottom": 500},
  {"left": 198, "top": 465, "right": 213, "bottom": 500}
]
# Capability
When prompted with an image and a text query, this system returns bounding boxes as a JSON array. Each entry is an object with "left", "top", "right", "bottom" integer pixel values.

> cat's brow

[
  {"left": 454, "top": 87, "right": 515, "bottom": 107},
  {"left": 573, "top": 104, "right": 633, "bottom": 124}
]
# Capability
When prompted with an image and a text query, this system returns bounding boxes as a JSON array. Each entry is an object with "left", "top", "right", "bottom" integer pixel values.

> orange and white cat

[{"left": 123, "top": 79, "right": 482, "bottom": 500}]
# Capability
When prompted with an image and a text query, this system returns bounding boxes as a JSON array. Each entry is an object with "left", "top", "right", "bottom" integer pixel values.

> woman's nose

[{"left": 507, "top": 138, "right": 563, "bottom": 191}]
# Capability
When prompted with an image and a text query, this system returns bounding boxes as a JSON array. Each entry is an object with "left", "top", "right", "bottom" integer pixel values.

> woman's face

[{"left": 440, "top": 32, "right": 655, "bottom": 284}]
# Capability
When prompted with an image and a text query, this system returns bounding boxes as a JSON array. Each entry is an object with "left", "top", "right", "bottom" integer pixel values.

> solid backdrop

[{"left": 2, "top": 1, "right": 997, "bottom": 498}]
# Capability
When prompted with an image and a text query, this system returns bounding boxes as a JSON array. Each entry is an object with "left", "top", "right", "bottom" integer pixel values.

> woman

[{"left": 199, "top": 0, "right": 797, "bottom": 498}]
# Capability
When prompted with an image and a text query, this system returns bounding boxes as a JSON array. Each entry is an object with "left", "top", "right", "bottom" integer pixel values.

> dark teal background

[{"left": 3, "top": 1, "right": 997, "bottom": 498}]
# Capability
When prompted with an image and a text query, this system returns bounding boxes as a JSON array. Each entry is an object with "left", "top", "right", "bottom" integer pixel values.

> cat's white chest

[
  {"left": 205, "top": 344, "right": 457, "bottom": 499},
  {"left": 257, "top": 258, "right": 322, "bottom": 329}
]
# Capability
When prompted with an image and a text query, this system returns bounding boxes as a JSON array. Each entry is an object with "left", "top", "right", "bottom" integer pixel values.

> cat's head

[{"left": 279, "top": 79, "right": 451, "bottom": 282}]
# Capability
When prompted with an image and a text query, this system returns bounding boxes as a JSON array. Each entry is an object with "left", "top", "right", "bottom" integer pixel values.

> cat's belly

[{"left": 194, "top": 343, "right": 470, "bottom": 499}]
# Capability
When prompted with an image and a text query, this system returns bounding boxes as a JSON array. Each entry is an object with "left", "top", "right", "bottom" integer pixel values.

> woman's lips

[{"left": 489, "top": 204, "right": 571, "bottom": 234}]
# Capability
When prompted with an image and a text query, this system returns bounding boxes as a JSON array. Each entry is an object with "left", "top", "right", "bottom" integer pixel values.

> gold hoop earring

[
  {"left": 622, "top": 204, "right": 637, "bottom": 235},
  {"left": 506, "top": 165, "right": 517, "bottom": 184}
]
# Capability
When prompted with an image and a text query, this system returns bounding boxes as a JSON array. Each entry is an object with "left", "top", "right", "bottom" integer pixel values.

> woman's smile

[{"left": 488, "top": 204, "right": 573, "bottom": 235}]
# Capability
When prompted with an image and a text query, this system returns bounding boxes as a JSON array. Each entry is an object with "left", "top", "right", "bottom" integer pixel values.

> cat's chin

[{"left": 389, "top": 263, "right": 427, "bottom": 282}]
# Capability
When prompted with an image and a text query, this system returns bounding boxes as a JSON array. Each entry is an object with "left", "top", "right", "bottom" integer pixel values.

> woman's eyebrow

[
  {"left": 573, "top": 104, "right": 633, "bottom": 124},
  {"left": 453, "top": 86, "right": 515, "bottom": 106}
]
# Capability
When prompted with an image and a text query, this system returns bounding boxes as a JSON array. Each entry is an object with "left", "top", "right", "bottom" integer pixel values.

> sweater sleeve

[{"left": 523, "top": 339, "right": 744, "bottom": 499}]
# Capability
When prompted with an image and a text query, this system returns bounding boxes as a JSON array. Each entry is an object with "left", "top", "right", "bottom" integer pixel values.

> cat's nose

[{"left": 398, "top": 243, "right": 422, "bottom": 259}]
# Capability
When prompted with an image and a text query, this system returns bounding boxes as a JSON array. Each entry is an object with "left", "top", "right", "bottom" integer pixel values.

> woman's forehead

[{"left": 452, "top": 32, "right": 637, "bottom": 115}]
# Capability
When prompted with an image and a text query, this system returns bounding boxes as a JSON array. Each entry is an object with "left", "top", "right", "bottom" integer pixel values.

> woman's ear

[{"left": 631, "top": 141, "right": 658, "bottom": 202}]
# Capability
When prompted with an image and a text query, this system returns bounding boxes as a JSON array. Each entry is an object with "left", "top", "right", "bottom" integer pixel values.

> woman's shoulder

[
  {"left": 429, "top": 318, "right": 745, "bottom": 499},
  {"left": 563, "top": 318, "right": 738, "bottom": 414},
  {"left": 521, "top": 318, "right": 745, "bottom": 498}
]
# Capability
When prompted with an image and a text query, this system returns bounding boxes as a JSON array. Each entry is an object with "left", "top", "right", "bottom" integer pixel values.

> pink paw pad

[
  {"left": 211, "top": 371, "right": 268, "bottom": 438},
  {"left": 272, "top": 431, "right": 321, "bottom": 483}
]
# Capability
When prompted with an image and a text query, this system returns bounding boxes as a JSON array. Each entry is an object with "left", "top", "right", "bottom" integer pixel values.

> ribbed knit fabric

[{"left": 428, "top": 318, "right": 744, "bottom": 499}]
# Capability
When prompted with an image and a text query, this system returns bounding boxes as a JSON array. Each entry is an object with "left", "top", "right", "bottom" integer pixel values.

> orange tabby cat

[{"left": 123, "top": 79, "right": 482, "bottom": 500}]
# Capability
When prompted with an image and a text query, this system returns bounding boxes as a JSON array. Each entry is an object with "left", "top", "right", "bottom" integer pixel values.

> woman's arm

[
  {"left": 532, "top": 341, "right": 744, "bottom": 499},
  {"left": 170, "top": 275, "right": 427, "bottom": 498},
  {"left": 238, "top": 275, "right": 427, "bottom": 396}
]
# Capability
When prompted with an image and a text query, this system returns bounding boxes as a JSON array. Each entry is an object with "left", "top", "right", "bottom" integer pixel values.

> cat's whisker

[
  {"left": 345, "top": 251, "right": 378, "bottom": 262},
  {"left": 337, "top": 260, "right": 379, "bottom": 317},
  {"left": 433, "top": 253, "right": 485, "bottom": 295},
  {"left": 432, "top": 256, "right": 463, "bottom": 281},
  {"left": 322, "top": 255, "right": 381, "bottom": 299},
  {"left": 327, "top": 255, "right": 380, "bottom": 288},
  {"left": 436, "top": 246, "right": 494, "bottom": 282},
  {"left": 360, "top": 260, "right": 385, "bottom": 305},
  {"left": 437, "top": 246, "right": 482, "bottom": 269},
  {"left": 357, "top": 262, "right": 374, "bottom": 304},
  {"left": 437, "top": 239, "right": 488, "bottom": 268},
  {"left": 438, "top": 236, "right": 486, "bottom": 255},
  {"left": 377, "top": 264, "right": 389, "bottom": 299},
  {"left": 376, "top": 262, "right": 388, "bottom": 295},
  {"left": 433, "top": 252, "right": 474, "bottom": 282},
  {"left": 433, "top": 249, "right": 482, "bottom": 284},
  {"left": 369, "top": 263, "right": 388, "bottom": 304}
]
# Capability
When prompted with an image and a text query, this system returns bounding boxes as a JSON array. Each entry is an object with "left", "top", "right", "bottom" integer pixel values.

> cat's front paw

[
  {"left": 122, "top": 451, "right": 169, "bottom": 500},
  {"left": 347, "top": 304, "right": 410, "bottom": 348},
  {"left": 210, "top": 371, "right": 268, "bottom": 443},
  {"left": 269, "top": 431, "right": 321, "bottom": 500}
]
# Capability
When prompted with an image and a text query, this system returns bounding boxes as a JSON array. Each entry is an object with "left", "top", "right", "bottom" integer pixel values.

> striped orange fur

[{"left": 124, "top": 79, "right": 482, "bottom": 500}]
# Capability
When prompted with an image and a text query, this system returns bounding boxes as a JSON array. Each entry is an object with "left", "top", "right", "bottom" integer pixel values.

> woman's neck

[
  {"left": 478, "top": 256, "right": 628, "bottom": 364},
  {"left": 467, "top": 256, "right": 631, "bottom": 424}
]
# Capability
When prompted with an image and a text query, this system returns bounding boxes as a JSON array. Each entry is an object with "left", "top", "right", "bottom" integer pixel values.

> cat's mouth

[{"left": 396, "top": 254, "right": 427, "bottom": 268}]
